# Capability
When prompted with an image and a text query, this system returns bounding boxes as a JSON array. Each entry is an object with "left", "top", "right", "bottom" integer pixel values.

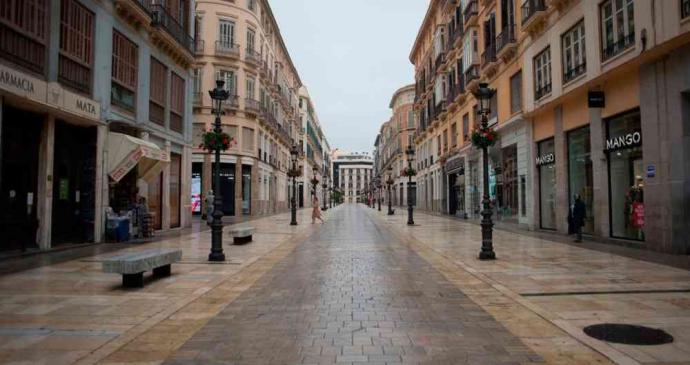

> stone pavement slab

[{"left": 164, "top": 205, "right": 543, "bottom": 365}]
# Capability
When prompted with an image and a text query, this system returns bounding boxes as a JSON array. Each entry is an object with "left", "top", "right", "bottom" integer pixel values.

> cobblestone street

[{"left": 1, "top": 204, "right": 690, "bottom": 364}]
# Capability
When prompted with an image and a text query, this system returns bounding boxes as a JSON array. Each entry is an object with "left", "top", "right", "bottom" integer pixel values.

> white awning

[{"left": 107, "top": 132, "right": 170, "bottom": 183}]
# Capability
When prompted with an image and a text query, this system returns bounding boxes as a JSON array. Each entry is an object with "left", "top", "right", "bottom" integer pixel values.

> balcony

[
  {"left": 464, "top": 64, "right": 480, "bottom": 91},
  {"left": 193, "top": 91, "right": 203, "bottom": 105},
  {"left": 463, "top": 0, "right": 478, "bottom": 29},
  {"left": 225, "top": 95, "right": 239, "bottom": 111},
  {"left": 245, "top": 98, "right": 261, "bottom": 115},
  {"left": 245, "top": 48, "right": 261, "bottom": 67},
  {"left": 602, "top": 33, "right": 635, "bottom": 61},
  {"left": 535, "top": 83, "right": 552, "bottom": 101},
  {"left": 495, "top": 24, "right": 517, "bottom": 60},
  {"left": 58, "top": 55, "right": 91, "bottom": 95},
  {"left": 194, "top": 39, "right": 204, "bottom": 56},
  {"left": 521, "top": 0, "right": 547, "bottom": 34},
  {"left": 150, "top": 4, "right": 194, "bottom": 55},
  {"left": 114, "top": 0, "right": 152, "bottom": 29},
  {"left": 563, "top": 62, "right": 586, "bottom": 84},
  {"left": 215, "top": 41, "right": 240, "bottom": 59},
  {"left": 480, "top": 44, "right": 498, "bottom": 74}
]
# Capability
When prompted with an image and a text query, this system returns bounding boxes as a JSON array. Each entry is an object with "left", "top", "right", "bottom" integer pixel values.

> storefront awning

[{"left": 107, "top": 132, "right": 170, "bottom": 183}]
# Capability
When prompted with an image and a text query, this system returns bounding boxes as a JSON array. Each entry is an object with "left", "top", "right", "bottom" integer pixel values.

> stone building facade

[
  {"left": 191, "top": 0, "right": 320, "bottom": 218},
  {"left": 410, "top": 0, "right": 690, "bottom": 253},
  {"left": 0, "top": 0, "right": 196, "bottom": 252}
]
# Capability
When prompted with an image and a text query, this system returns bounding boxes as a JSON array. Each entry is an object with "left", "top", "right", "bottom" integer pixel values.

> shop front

[
  {"left": 605, "top": 109, "right": 644, "bottom": 241},
  {"left": 445, "top": 155, "right": 466, "bottom": 217},
  {"left": 567, "top": 126, "right": 594, "bottom": 234},
  {"left": 536, "top": 138, "right": 556, "bottom": 230}
]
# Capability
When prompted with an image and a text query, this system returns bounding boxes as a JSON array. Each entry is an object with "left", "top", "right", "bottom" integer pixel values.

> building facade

[
  {"left": 332, "top": 152, "right": 373, "bottom": 203},
  {"left": 373, "top": 84, "right": 417, "bottom": 208},
  {"left": 0, "top": 0, "right": 196, "bottom": 252},
  {"left": 411, "top": 0, "right": 690, "bottom": 253},
  {"left": 191, "top": 0, "right": 309, "bottom": 218},
  {"left": 298, "top": 86, "right": 330, "bottom": 208}
]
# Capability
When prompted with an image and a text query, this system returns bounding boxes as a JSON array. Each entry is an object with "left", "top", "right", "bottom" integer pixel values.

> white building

[{"left": 332, "top": 151, "right": 373, "bottom": 203}]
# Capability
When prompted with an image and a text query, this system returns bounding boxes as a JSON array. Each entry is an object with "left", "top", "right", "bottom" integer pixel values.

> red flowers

[
  {"left": 200, "top": 131, "right": 234, "bottom": 152},
  {"left": 471, "top": 127, "right": 498, "bottom": 149}
]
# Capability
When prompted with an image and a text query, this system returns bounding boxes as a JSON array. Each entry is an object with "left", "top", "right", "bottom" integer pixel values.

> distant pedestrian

[
  {"left": 205, "top": 190, "right": 215, "bottom": 226},
  {"left": 568, "top": 194, "right": 586, "bottom": 242},
  {"left": 312, "top": 196, "right": 324, "bottom": 224}
]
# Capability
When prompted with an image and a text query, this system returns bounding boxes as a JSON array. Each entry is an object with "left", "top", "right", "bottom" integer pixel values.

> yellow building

[
  {"left": 192, "top": 0, "right": 303, "bottom": 218},
  {"left": 411, "top": 0, "right": 690, "bottom": 253}
]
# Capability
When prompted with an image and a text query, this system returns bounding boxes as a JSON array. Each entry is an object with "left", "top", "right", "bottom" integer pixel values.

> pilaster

[
  {"left": 36, "top": 115, "right": 55, "bottom": 250},
  {"left": 589, "top": 107, "right": 609, "bottom": 238}
]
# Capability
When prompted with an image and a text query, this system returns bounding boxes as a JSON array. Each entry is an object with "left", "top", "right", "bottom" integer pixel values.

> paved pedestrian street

[{"left": 2, "top": 204, "right": 690, "bottom": 364}]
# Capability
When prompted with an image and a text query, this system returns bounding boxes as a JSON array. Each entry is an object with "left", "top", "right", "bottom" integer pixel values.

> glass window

[
  {"left": 600, "top": 0, "right": 634, "bottom": 60},
  {"left": 562, "top": 20, "right": 586, "bottom": 83},
  {"left": 606, "top": 110, "right": 644, "bottom": 240},
  {"left": 217, "top": 70, "right": 236, "bottom": 95},
  {"left": 533, "top": 47, "right": 551, "bottom": 100},
  {"left": 568, "top": 126, "right": 594, "bottom": 234},
  {"left": 684, "top": 0, "right": 690, "bottom": 18},
  {"left": 247, "top": 28, "right": 255, "bottom": 53},
  {"left": 111, "top": 30, "right": 137, "bottom": 111},
  {"left": 218, "top": 19, "right": 235, "bottom": 45},
  {"left": 510, "top": 70, "right": 522, "bottom": 114},
  {"left": 462, "top": 113, "right": 470, "bottom": 141},
  {"left": 538, "top": 139, "right": 556, "bottom": 229},
  {"left": 242, "top": 127, "right": 254, "bottom": 152},
  {"left": 246, "top": 77, "right": 255, "bottom": 100}
]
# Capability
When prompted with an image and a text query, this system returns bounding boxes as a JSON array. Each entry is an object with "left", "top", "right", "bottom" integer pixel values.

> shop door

[
  {"left": 148, "top": 172, "right": 163, "bottom": 230},
  {"left": 448, "top": 174, "right": 457, "bottom": 215},
  {"left": 169, "top": 153, "right": 181, "bottom": 228},
  {"left": 51, "top": 122, "right": 96, "bottom": 244},
  {"left": 502, "top": 145, "right": 518, "bottom": 220},
  {"left": 0, "top": 108, "right": 41, "bottom": 251}
]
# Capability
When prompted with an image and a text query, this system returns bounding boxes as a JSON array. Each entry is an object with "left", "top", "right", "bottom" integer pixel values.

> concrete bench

[
  {"left": 228, "top": 226, "right": 255, "bottom": 244},
  {"left": 102, "top": 248, "right": 182, "bottom": 288}
]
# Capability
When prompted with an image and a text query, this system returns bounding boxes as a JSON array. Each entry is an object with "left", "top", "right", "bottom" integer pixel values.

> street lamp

[
  {"left": 405, "top": 145, "right": 416, "bottom": 225},
  {"left": 376, "top": 177, "right": 382, "bottom": 211},
  {"left": 289, "top": 144, "right": 299, "bottom": 226},
  {"left": 321, "top": 169, "right": 328, "bottom": 211},
  {"left": 472, "top": 82, "right": 497, "bottom": 260},
  {"left": 207, "top": 80, "right": 230, "bottom": 262},
  {"left": 311, "top": 165, "right": 319, "bottom": 202},
  {"left": 386, "top": 166, "right": 394, "bottom": 215}
]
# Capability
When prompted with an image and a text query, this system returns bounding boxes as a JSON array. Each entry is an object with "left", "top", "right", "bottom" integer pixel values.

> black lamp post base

[
  {"left": 208, "top": 252, "right": 226, "bottom": 261},
  {"left": 478, "top": 250, "right": 496, "bottom": 260}
]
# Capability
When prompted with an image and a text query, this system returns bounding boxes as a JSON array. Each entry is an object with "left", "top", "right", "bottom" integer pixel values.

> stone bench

[
  {"left": 228, "top": 226, "right": 255, "bottom": 244},
  {"left": 102, "top": 248, "right": 182, "bottom": 288}
]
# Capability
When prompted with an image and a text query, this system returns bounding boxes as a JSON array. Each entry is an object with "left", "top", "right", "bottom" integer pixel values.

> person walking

[
  {"left": 312, "top": 195, "right": 324, "bottom": 224},
  {"left": 569, "top": 194, "right": 586, "bottom": 242}
]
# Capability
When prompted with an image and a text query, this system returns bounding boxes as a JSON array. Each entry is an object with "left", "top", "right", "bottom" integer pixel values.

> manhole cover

[{"left": 583, "top": 323, "right": 673, "bottom": 345}]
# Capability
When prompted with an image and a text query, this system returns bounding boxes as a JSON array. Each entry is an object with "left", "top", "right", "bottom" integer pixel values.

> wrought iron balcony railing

[
  {"left": 602, "top": 33, "right": 635, "bottom": 61},
  {"left": 194, "top": 39, "right": 204, "bottom": 55},
  {"left": 150, "top": 4, "right": 193, "bottom": 53},
  {"left": 495, "top": 24, "right": 516, "bottom": 54},
  {"left": 464, "top": 0, "right": 478, "bottom": 25},
  {"left": 521, "top": 0, "right": 546, "bottom": 26},
  {"left": 215, "top": 41, "right": 240, "bottom": 58},
  {"left": 563, "top": 62, "right": 586, "bottom": 83},
  {"left": 535, "top": 82, "right": 552, "bottom": 100}
]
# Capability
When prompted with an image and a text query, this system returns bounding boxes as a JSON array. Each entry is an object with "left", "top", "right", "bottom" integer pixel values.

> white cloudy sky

[{"left": 270, "top": 1, "right": 429, "bottom": 154}]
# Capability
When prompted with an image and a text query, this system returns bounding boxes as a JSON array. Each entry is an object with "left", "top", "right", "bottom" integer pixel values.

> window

[
  {"left": 59, "top": 0, "right": 94, "bottom": 94},
  {"left": 112, "top": 30, "right": 138, "bottom": 111},
  {"left": 192, "top": 68, "right": 202, "bottom": 93},
  {"left": 562, "top": 20, "right": 586, "bottom": 83},
  {"left": 0, "top": 0, "right": 49, "bottom": 73},
  {"left": 242, "top": 127, "right": 254, "bottom": 152},
  {"left": 217, "top": 70, "right": 236, "bottom": 95},
  {"left": 247, "top": 0, "right": 256, "bottom": 12},
  {"left": 170, "top": 72, "right": 185, "bottom": 134},
  {"left": 246, "top": 77, "right": 255, "bottom": 100},
  {"left": 684, "top": 0, "right": 690, "bottom": 18},
  {"left": 462, "top": 113, "right": 469, "bottom": 141},
  {"left": 533, "top": 47, "right": 551, "bottom": 100},
  {"left": 218, "top": 19, "right": 235, "bottom": 46},
  {"left": 247, "top": 28, "right": 256, "bottom": 53},
  {"left": 510, "top": 70, "right": 522, "bottom": 113},
  {"left": 601, "top": 0, "right": 634, "bottom": 60},
  {"left": 451, "top": 122, "right": 457, "bottom": 147},
  {"left": 149, "top": 57, "right": 167, "bottom": 126}
]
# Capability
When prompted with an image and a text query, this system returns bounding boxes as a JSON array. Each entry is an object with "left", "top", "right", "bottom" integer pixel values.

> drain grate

[{"left": 583, "top": 323, "right": 674, "bottom": 345}]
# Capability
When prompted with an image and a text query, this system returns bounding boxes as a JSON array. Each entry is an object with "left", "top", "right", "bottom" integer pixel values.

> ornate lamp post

[
  {"left": 329, "top": 186, "right": 333, "bottom": 208},
  {"left": 376, "top": 178, "right": 382, "bottom": 211},
  {"left": 386, "top": 166, "right": 394, "bottom": 215},
  {"left": 311, "top": 165, "right": 319, "bottom": 202},
  {"left": 288, "top": 144, "right": 299, "bottom": 226},
  {"left": 472, "top": 83, "right": 497, "bottom": 260},
  {"left": 405, "top": 145, "right": 416, "bottom": 225},
  {"left": 321, "top": 170, "right": 328, "bottom": 211},
  {"left": 207, "top": 80, "right": 229, "bottom": 262}
]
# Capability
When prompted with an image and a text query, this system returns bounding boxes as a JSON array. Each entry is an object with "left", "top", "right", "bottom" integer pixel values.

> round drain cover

[{"left": 583, "top": 323, "right": 673, "bottom": 345}]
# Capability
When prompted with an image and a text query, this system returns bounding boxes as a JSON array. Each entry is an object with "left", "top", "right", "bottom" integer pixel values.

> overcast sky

[{"left": 270, "top": 1, "right": 429, "bottom": 154}]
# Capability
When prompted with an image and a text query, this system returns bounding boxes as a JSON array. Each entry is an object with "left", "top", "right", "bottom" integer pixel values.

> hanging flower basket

[
  {"left": 287, "top": 169, "right": 302, "bottom": 178},
  {"left": 199, "top": 131, "right": 234, "bottom": 152},
  {"left": 310, "top": 178, "right": 319, "bottom": 186},
  {"left": 470, "top": 126, "right": 498, "bottom": 149},
  {"left": 402, "top": 167, "right": 417, "bottom": 177}
]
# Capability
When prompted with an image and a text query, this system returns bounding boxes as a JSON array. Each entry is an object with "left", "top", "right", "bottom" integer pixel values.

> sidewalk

[
  {"left": 0, "top": 207, "right": 330, "bottom": 365},
  {"left": 370, "top": 207, "right": 690, "bottom": 364}
]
